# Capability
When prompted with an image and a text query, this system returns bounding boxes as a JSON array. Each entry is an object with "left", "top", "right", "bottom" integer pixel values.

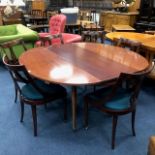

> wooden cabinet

[
  {"left": 99, "top": 11, "right": 139, "bottom": 31},
  {"left": 32, "top": 0, "right": 45, "bottom": 11}
]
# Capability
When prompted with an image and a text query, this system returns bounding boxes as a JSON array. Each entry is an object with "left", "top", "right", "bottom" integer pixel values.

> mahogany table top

[{"left": 19, "top": 43, "right": 149, "bottom": 86}]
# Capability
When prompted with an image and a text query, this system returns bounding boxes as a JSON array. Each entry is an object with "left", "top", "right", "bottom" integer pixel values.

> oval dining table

[{"left": 19, "top": 43, "right": 149, "bottom": 130}]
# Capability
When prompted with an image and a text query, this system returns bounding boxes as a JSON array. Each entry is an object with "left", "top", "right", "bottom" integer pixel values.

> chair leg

[
  {"left": 131, "top": 110, "right": 136, "bottom": 136},
  {"left": 31, "top": 105, "right": 37, "bottom": 137},
  {"left": 84, "top": 98, "right": 89, "bottom": 129},
  {"left": 20, "top": 98, "right": 24, "bottom": 122},
  {"left": 93, "top": 85, "right": 96, "bottom": 92},
  {"left": 112, "top": 115, "right": 118, "bottom": 149},
  {"left": 44, "top": 103, "right": 48, "bottom": 110},
  {"left": 14, "top": 86, "right": 18, "bottom": 103},
  {"left": 63, "top": 98, "right": 67, "bottom": 122}
]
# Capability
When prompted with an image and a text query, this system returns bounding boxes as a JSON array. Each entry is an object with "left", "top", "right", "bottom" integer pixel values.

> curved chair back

[
  {"left": 3, "top": 55, "right": 47, "bottom": 97},
  {"left": 113, "top": 64, "right": 153, "bottom": 109},
  {"left": 0, "top": 38, "right": 28, "bottom": 64},
  {"left": 49, "top": 14, "right": 66, "bottom": 35},
  {"left": 114, "top": 37, "right": 141, "bottom": 53}
]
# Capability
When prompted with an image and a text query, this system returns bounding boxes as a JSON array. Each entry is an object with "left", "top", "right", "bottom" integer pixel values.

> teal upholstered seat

[
  {"left": 104, "top": 96, "right": 130, "bottom": 110},
  {"left": 22, "top": 84, "right": 43, "bottom": 100},
  {"left": 88, "top": 86, "right": 130, "bottom": 110},
  {"left": 22, "top": 80, "right": 66, "bottom": 100}
]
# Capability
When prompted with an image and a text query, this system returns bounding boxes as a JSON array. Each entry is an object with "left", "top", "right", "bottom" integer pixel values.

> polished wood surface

[
  {"left": 112, "top": 25, "right": 135, "bottom": 31},
  {"left": 19, "top": 43, "right": 149, "bottom": 86},
  {"left": 106, "top": 32, "right": 155, "bottom": 42},
  {"left": 142, "top": 38, "right": 155, "bottom": 52},
  {"left": 106, "top": 32, "right": 155, "bottom": 53},
  {"left": 19, "top": 43, "right": 149, "bottom": 130}
]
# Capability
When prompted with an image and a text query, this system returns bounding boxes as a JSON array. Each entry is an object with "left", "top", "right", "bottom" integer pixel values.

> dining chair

[
  {"left": 84, "top": 64, "right": 153, "bottom": 149},
  {"left": 0, "top": 39, "right": 28, "bottom": 102},
  {"left": 82, "top": 23, "right": 105, "bottom": 43},
  {"left": 0, "top": 38, "right": 28, "bottom": 64},
  {"left": 143, "top": 31, "right": 155, "bottom": 80},
  {"left": 114, "top": 37, "right": 142, "bottom": 53},
  {"left": 3, "top": 55, "right": 67, "bottom": 136}
]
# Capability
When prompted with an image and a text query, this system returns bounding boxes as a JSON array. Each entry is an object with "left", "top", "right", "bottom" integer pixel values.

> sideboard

[{"left": 99, "top": 11, "right": 139, "bottom": 31}]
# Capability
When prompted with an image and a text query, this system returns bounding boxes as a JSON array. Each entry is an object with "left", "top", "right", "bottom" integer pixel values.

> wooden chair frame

[
  {"left": 3, "top": 55, "right": 67, "bottom": 136},
  {"left": 0, "top": 39, "right": 28, "bottom": 102},
  {"left": 84, "top": 63, "right": 154, "bottom": 149},
  {"left": 39, "top": 33, "right": 64, "bottom": 46},
  {"left": 114, "top": 37, "right": 142, "bottom": 53}
]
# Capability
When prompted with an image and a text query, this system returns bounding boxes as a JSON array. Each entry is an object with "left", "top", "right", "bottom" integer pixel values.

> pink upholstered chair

[{"left": 36, "top": 14, "right": 82, "bottom": 46}]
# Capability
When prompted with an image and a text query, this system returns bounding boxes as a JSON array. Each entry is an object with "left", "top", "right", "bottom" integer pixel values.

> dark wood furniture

[
  {"left": 19, "top": 43, "right": 149, "bottom": 130},
  {"left": 82, "top": 23, "right": 105, "bottom": 42},
  {"left": 73, "top": 0, "right": 112, "bottom": 11},
  {"left": 3, "top": 55, "right": 67, "bottom": 136},
  {"left": 0, "top": 39, "right": 27, "bottom": 62},
  {"left": 135, "top": 0, "right": 155, "bottom": 32},
  {"left": 38, "top": 34, "right": 64, "bottom": 47},
  {"left": 0, "top": 39, "right": 28, "bottom": 102},
  {"left": 2, "top": 11, "right": 24, "bottom": 25},
  {"left": 47, "top": 0, "right": 68, "bottom": 10},
  {"left": 65, "top": 20, "right": 93, "bottom": 34},
  {"left": 24, "top": 10, "right": 48, "bottom": 32},
  {"left": 114, "top": 37, "right": 141, "bottom": 53},
  {"left": 84, "top": 65, "right": 153, "bottom": 149},
  {"left": 106, "top": 32, "right": 155, "bottom": 61}
]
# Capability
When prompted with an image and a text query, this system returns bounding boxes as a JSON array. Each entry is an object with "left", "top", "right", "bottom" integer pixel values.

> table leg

[{"left": 71, "top": 86, "right": 77, "bottom": 130}]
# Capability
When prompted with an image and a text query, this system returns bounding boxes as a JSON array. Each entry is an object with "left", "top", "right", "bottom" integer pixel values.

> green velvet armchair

[{"left": 0, "top": 24, "right": 39, "bottom": 59}]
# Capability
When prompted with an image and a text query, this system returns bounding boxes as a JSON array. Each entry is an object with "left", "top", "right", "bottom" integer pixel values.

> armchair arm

[{"left": 39, "top": 33, "right": 64, "bottom": 46}]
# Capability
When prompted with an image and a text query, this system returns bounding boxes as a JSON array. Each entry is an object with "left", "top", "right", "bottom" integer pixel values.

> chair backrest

[
  {"left": 0, "top": 38, "right": 28, "bottom": 64},
  {"left": 114, "top": 37, "right": 141, "bottom": 53},
  {"left": 49, "top": 14, "right": 66, "bottom": 35},
  {"left": 39, "top": 34, "right": 64, "bottom": 46},
  {"left": 108, "top": 63, "right": 154, "bottom": 109},
  {"left": 3, "top": 55, "right": 47, "bottom": 97}
]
